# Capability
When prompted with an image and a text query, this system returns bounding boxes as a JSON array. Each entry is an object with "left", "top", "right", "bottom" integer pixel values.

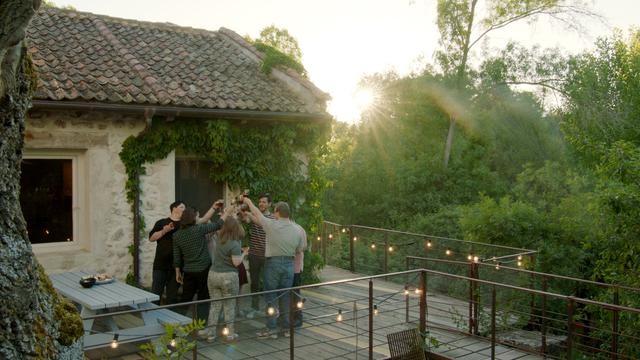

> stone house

[{"left": 24, "top": 7, "right": 330, "bottom": 285}]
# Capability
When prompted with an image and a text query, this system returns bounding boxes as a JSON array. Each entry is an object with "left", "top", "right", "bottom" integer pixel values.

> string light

[
  {"left": 317, "top": 236, "right": 321, "bottom": 241},
  {"left": 296, "top": 298, "right": 305, "bottom": 309},
  {"left": 445, "top": 249, "right": 452, "bottom": 256},
  {"left": 414, "top": 287, "right": 421, "bottom": 295},
  {"left": 373, "top": 305, "right": 379, "bottom": 316},
  {"left": 370, "top": 243, "right": 376, "bottom": 250},
  {"left": 517, "top": 261, "right": 523, "bottom": 267},
  {"left": 426, "top": 240, "right": 432, "bottom": 248},
  {"left": 222, "top": 326, "right": 229, "bottom": 336},
  {"left": 403, "top": 285, "right": 409, "bottom": 296},
  {"left": 342, "top": 228, "right": 347, "bottom": 233},
  {"left": 473, "top": 256, "right": 479, "bottom": 263},
  {"left": 266, "top": 305, "right": 277, "bottom": 317},
  {"left": 328, "top": 234, "right": 333, "bottom": 239},
  {"left": 353, "top": 236, "right": 357, "bottom": 241},
  {"left": 388, "top": 246, "right": 394, "bottom": 252},
  {"left": 110, "top": 334, "right": 119, "bottom": 349},
  {"left": 337, "top": 309, "right": 343, "bottom": 322},
  {"left": 467, "top": 254, "right": 473, "bottom": 261},
  {"left": 517, "top": 255, "right": 523, "bottom": 261},
  {"left": 495, "top": 262, "right": 501, "bottom": 270}
]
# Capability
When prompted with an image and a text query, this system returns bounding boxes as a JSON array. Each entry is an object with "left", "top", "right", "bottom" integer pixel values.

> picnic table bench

[{"left": 50, "top": 270, "right": 191, "bottom": 349}]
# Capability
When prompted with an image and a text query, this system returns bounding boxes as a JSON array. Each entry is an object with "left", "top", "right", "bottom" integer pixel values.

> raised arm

[
  {"left": 197, "top": 199, "right": 224, "bottom": 224},
  {"left": 242, "top": 197, "right": 265, "bottom": 226},
  {"left": 149, "top": 222, "right": 174, "bottom": 242}
]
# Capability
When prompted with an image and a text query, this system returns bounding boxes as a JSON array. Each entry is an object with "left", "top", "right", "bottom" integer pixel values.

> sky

[{"left": 53, "top": 0, "right": 639, "bottom": 123}]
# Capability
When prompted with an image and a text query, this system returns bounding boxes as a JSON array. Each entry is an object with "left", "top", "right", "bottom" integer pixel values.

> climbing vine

[{"left": 119, "top": 118, "right": 330, "bottom": 284}]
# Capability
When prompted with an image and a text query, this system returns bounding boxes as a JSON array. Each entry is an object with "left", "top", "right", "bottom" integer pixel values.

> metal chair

[{"left": 387, "top": 328, "right": 427, "bottom": 360}]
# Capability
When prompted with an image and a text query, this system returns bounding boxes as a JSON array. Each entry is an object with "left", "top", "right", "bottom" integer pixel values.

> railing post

[
  {"left": 473, "top": 262, "right": 479, "bottom": 335},
  {"left": 349, "top": 226, "right": 355, "bottom": 272},
  {"left": 468, "top": 261, "right": 474, "bottom": 334},
  {"left": 420, "top": 270, "right": 427, "bottom": 336},
  {"left": 529, "top": 254, "right": 536, "bottom": 330},
  {"left": 567, "top": 298, "right": 575, "bottom": 359},
  {"left": 289, "top": 289, "right": 295, "bottom": 360},
  {"left": 612, "top": 287, "right": 619, "bottom": 360},
  {"left": 369, "top": 279, "right": 374, "bottom": 360},
  {"left": 541, "top": 276, "right": 548, "bottom": 355},
  {"left": 322, "top": 222, "right": 327, "bottom": 264},
  {"left": 383, "top": 233, "right": 389, "bottom": 274},
  {"left": 405, "top": 284, "right": 410, "bottom": 323},
  {"left": 192, "top": 303, "right": 198, "bottom": 359},
  {"left": 491, "top": 285, "right": 496, "bottom": 360}
]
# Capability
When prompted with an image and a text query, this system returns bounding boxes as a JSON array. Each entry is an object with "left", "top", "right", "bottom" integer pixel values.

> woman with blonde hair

[{"left": 205, "top": 215, "right": 248, "bottom": 342}]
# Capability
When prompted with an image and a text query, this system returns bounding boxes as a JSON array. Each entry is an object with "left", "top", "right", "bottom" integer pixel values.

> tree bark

[{"left": 0, "top": 1, "right": 76, "bottom": 358}]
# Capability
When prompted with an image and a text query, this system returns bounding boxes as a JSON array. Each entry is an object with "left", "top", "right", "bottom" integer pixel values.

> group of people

[{"left": 148, "top": 193, "right": 307, "bottom": 343}]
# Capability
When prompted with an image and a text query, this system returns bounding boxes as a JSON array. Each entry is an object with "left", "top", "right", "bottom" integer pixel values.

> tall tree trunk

[{"left": 0, "top": 1, "right": 80, "bottom": 358}]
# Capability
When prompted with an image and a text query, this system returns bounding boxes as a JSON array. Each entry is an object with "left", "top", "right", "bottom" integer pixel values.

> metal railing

[{"left": 81, "top": 267, "right": 640, "bottom": 359}]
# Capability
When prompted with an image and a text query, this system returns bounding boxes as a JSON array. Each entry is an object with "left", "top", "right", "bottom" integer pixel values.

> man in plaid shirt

[{"left": 245, "top": 193, "right": 274, "bottom": 318}]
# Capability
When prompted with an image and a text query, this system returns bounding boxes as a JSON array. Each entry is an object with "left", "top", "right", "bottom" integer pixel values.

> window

[
  {"left": 175, "top": 159, "right": 224, "bottom": 214},
  {"left": 20, "top": 153, "right": 84, "bottom": 249}
]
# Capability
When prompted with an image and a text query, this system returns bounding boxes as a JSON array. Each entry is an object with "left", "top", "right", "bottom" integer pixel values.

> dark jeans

[
  {"left": 248, "top": 254, "right": 265, "bottom": 310},
  {"left": 292, "top": 272, "right": 303, "bottom": 327},
  {"left": 151, "top": 269, "right": 179, "bottom": 305},
  {"left": 264, "top": 257, "right": 294, "bottom": 331},
  {"left": 180, "top": 267, "right": 211, "bottom": 324}
]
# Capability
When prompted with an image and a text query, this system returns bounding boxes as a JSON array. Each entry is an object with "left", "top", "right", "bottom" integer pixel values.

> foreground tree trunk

[{"left": 1, "top": 1, "right": 82, "bottom": 358}]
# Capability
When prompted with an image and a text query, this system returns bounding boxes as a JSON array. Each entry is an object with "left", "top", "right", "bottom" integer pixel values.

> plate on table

[{"left": 93, "top": 273, "right": 114, "bottom": 285}]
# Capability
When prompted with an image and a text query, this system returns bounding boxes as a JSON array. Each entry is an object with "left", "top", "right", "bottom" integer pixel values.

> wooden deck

[{"left": 86, "top": 266, "right": 541, "bottom": 359}]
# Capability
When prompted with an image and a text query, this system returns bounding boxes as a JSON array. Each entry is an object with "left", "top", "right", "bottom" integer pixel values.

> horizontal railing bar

[{"left": 408, "top": 256, "right": 640, "bottom": 293}]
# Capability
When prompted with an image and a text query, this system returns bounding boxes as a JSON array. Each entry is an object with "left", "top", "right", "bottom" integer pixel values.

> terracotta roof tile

[{"left": 27, "top": 7, "right": 329, "bottom": 115}]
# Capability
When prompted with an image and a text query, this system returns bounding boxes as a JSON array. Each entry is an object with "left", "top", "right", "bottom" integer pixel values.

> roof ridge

[
  {"left": 218, "top": 27, "right": 331, "bottom": 103},
  {"left": 92, "top": 17, "right": 168, "bottom": 103}
]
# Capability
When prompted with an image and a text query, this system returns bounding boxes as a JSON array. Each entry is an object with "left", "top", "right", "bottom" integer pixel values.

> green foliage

[
  {"left": 119, "top": 118, "right": 329, "bottom": 283},
  {"left": 247, "top": 25, "right": 307, "bottom": 76},
  {"left": 139, "top": 320, "right": 204, "bottom": 359},
  {"left": 301, "top": 251, "right": 324, "bottom": 284},
  {"left": 254, "top": 43, "right": 307, "bottom": 77}
]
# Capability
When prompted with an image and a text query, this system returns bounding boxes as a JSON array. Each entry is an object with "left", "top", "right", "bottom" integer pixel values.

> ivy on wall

[{"left": 119, "top": 118, "right": 329, "bottom": 284}]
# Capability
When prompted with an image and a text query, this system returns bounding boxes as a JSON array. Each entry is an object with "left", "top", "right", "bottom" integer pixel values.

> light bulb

[
  {"left": 297, "top": 300, "right": 304, "bottom": 309},
  {"left": 415, "top": 288, "right": 421, "bottom": 295},
  {"left": 404, "top": 286, "right": 409, "bottom": 296},
  {"left": 110, "top": 334, "right": 119, "bottom": 349},
  {"left": 517, "top": 255, "right": 523, "bottom": 261},
  {"left": 495, "top": 263, "right": 500, "bottom": 270},
  {"left": 342, "top": 228, "right": 346, "bottom": 233},
  {"left": 373, "top": 305, "right": 379, "bottom": 316},
  {"left": 473, "top": 256, "right": 479, "bottom": 263},
  {"left": 426, "top": 241, "right": 432, "bottom": 248},
  {"left": 467, "top": 254, "right": 473, "bottom": 261},
  {"left": 267, "top": 306, "right": 276, "bottom": 316},
  {"left": 388, "top": 246, "right": 394, "bottom": 252},
  {"left": 222, "top": 326, "right": 229, "bottom": 336},
  {"left": 353, "top": 236, "right": 357, "bottom": 241},
  {"left": 517, "top": 261, "right": 523, "bottom": 267},
  {"left": 317, "top": 236, "right": 321, "bottom": 241},
  {"left": 445, "top": 249, "right": 451, "bottom": 256},
  {"left": 371, "top": 243, "right": 376, "bottom": 249},
  {"left": 337, "top": 310, "right": 343, "bottom": 322},
  {"left": 328, "top": 234, "right": 333, "bottom": 239}
]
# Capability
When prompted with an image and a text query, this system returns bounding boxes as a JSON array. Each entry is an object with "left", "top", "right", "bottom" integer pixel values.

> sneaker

[
  {"left": 256, "top": 328, "right": 278, "bottom": 339},
  {"left": 245, "top": 309, "right": 256, "bottom": 319},
  {"left": 223, "top": 333, "right": 239, "bottom": 343}
]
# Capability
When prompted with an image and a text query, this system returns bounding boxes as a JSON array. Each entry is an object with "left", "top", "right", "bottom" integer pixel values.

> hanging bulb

[
  {"left": 222, "top": 326, "right": 229, "bottom": 336},
  {"left": 415, "top": 288, "right": 421, "bottom": 295},
  {"left": 267, "top": 305, "right": 276, "bottom": 316},
  {"left": 517, "top": 261, "right": 523, "bottom": 267},
  {"left": 426, "top": 240, "right": 432, "bottom": 248},
  {"left": 473, "top": 256, "right": 479, "bottom": 263},
  {"left": 370, "top": 243, "right": 376, "bottom": 250},
  {"left": 110, "top": 334, "right": 119, "bottom": 349},
  {"left": 328, "top": 234, "right": 333, "bottom": 239},
  {"left": 337, "top": 309, "right": 343, "bottom": 322},
  {"left": 404, "top": 285, "right": 409, "bottom": 296},
  {"left": 373, "top": 305, "right": 379, "bottom": 316},
  {"left": 342, "top": 228, "right": 347, "bottom": 233},
  {"left": 517, "top": 255, "right": 523, "bottom": 261},
  {"left": 317, "top": 236, "right": 321, "bottom": 241},
  {"left": 445, "top": 249, "right": 452, "bottom": 256},
  {"left": 296, "top": 298, "right": 305, "bottom": 309},
  {"left": 495, "top": 262, "right": 501, "bottom": 270},
  {"left": 353, "top": 236, "right": 358, "bottom": 241},
  {"left": 388, "top": 246, "right": 394, "bottom": 252}
]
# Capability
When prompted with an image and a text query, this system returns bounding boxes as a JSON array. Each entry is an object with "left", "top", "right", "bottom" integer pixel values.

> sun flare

[{"left": 328, "top": 87, "right": 378, "bottom": 124}]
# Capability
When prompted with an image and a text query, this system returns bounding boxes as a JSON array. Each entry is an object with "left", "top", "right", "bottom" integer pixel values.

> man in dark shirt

[{"left": 149, "top": 200, "right": 185, "bottom": 304}]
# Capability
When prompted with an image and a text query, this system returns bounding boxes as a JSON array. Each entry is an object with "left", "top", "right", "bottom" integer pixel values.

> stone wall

[{"left": 25, "top": 110, "right": 173, "bottom": 287}]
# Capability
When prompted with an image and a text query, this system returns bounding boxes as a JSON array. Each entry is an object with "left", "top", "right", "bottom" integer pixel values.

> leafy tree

[
  {"left": 435, "top": 0, "right": 596, "bottom": 167},
  {"left": 257, "top": 25, "right": 303, "bottom": 63}
]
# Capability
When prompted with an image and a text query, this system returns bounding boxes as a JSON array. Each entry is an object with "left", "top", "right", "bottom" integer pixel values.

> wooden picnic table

[{"left": 50, "top": 270, "right": 190, "bottom": 349}]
